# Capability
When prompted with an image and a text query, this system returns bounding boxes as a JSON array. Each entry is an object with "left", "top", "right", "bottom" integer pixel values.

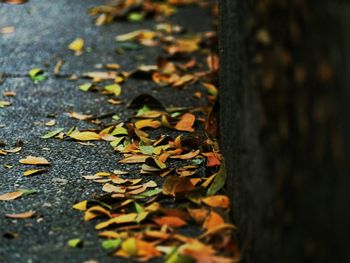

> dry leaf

[
  {"left": 118, "top": 155, "right": 148, "bottom": 163},
  {"left": 0, "top": 191, "right": 23, "bottom": 201},
  {"left": 153, "top": 216, "right": 187, "bottom": 227},
  {"left": 201, "top": 195, "right": 230, "bottom": 209},
  {"left": 203, "top": 211, "right": 224, "bottom": 230},
  {"left": 135, "top": 119, "right": 161, "bottom": 130},
  {"left": 69, "top": 38, "right": 84, "bottom": 52},
  {"left": 69, "top": 131, "right": 100, "bottom": 141},
  {"left": 23, "top": 169, "right": 48, "bottom": 177},
  {"left": 5, "top": 211, "right": 36, "bottom": 219},
  {"left": 68, "top": 112, "right": 93, "bottom": 120},
  {"left": 175, "top": 113, "right": 195, "bottom": 132},
  {"left": 19, "top": 156, "right": 50, "bottom": 165}
]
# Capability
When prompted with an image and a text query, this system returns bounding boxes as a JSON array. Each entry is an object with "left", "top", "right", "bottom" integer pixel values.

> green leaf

[
  {"left": 19, "top": 189, "right": 37, "bottom": 196},
  {"left": 41, "top": 128, "right": 64, "bottom": 139},
  {"left": 68, "top": 238, "right": 83, "bottom": 248},
  {"left": 28, "top": 68, "right": 46, "bottom": 83},
  {"left": 101, "top": 239, "right": 122, "bottom": 250},
  {"left": 112, "top": 114, "right": 120, "bottom": 121},
  {"left": 127, "top": 12, "right": 145, "bottom": 22},
  {"left": 191, "top": 158, "right": 204, "bottom": 165},
  {"left": 110, "top": 126, "right": 128, "bottom": 136},
  {"left": 207, "top": 161, "right": 227, "bottom": 196},
  {"left": 139, "top": 145, "right": 154, "bottom": 155},
  {"left": 134, "top": 202, "right": 145, "bottom": 213},
  {"left": 117, "top": 42, "right": 142, "bottom": 51},
  {"left": 79, "top": 83, "right": 92, "bottom": 92},
  {"left": 134, "top": 188, "right": 162, "bottom": 198},
  {"left": 137, "top": 105, "right": 150, "bottom": 116},
  {"left": 110, "top": 137, "right": 125, "bottom": 147},
  {"left": 166, "top": 248, "right": 194, "bottom": 263},
  {"left": 105, "top": 84, "right": 121, "bottom": 96}
]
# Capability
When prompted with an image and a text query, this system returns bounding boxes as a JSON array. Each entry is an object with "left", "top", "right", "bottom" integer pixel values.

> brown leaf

[
  {"left": 5, "top": 211, "right": 36, "bottom": 219},
  {"left": 67, "top": 112, "right": 93, "bottom": 120},
  {"left": 118, "top": 155, "right": 149, "bottom": 164},
  {"left": 170, "top": 150, "right": 200, "bottom": 160}
]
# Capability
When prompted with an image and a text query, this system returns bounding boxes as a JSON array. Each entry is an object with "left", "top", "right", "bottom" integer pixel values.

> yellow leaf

[
  {"left": 135, "top": 119, "right": 161, "bottom": 129},
  {"left": 0, "top": 191, "right": 23, "bottom": 201},
  {"left": 23, "top": 169, "right": 48, "bottom": 176},
  {"left": 84, "top": 206, "right": 111, "bottom": 221},
  {"left": 68, "top": 38, "right": 84, "bottom": 52},
  {"left": 95, "top": 213, "right": 138, "bottom": 230},
  {"left": 69, "top": 131, "right": 100, "bottom": 141},
  {"left": 72, "top": 200, "right": 88, "bottom": 211},
  {"left": 121, "top": 238, "right": 137, "bottom": 256},
  {"left": 19, "top": 156, "right": 50, "bottom": 165}
]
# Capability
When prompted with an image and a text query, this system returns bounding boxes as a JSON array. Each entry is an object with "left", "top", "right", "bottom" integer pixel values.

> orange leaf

[
  {"left": 135, "top": 119, "right": 161, "bottom": 130},
  {"left": 202, "top": 152, "right": 221, "bottom": 167},
  {"left": 188, "top": 208, "right": 209, "bottom": 224},
  {"left": 5, "top": 211, "right": 36, "bottom": 219},
  {"left": 203, "top": 211, "right": 224, "bottom": 230},
  {"left": 170, "top": 150, "right": 200, "bottom": 160},
  {"left": 136, "top": 239, "right": 162, "bottom": 257},
  {"left": 0, "top": 191, "right": 23, "bottom": 201},
  {"left": 153, "top": 216, "right": 187, "bottom": 227},
  {"left": 175, "top": 113, "right": 195, "bottom": 132},
  {"left": 201, "top": 195, "right": 230, "bottom": 209},
  {"left": 19, "top": 156, "right": 50, "bottom": 165}
]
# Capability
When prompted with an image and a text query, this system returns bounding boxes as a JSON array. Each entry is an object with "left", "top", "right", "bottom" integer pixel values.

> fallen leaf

[
  {"left": 68, "top": 238, "right": 83, "bottom": 248},
  {"left": 105, "top": 84, "right": 122, "bottom": 96},
  {"left": 135, "top": 119, "right": 161, "bottom": 129},
  {"left": 175, "top": 113, "right": 195, "bottom": 132},
  {"left": 153, "top": 216, "right": 187, "bottom": 227},
  {"left": 23, "top": 169, "right": 48, "bottom": 177},
  {"left": 118, "top": 155, "right": 148, "bottom": 163},
  {"left": 0, "top": 191, "right": 23, "bottom": 201},
  {"left": 1, "top": 26, "right": 15, "bottom": 34},
  {"left": 102, "top": 239, "right": 122, "bottom": 250},
  {"left": 41, "top": 128, "right": 64, "bottom": 139},
  {"left": 207, "top": 162, "right": 226, "bottom": 196},
  {"left": 203, "top": 211, "right": 224, "bottom": 230},
  {"left": 5, "top": 211, "right": 36, "bottom": 219},
  {"left": 69, "top": 38, "right": 84, "bottom": 52},
  {"left": 69, "top": 130, "right": 101, "bottom": 141},
  {"left": 19, "top": 156, "right": 50, "bottom": 165},
  {"left": 45, "top": 120, "right": 56, "bottom": 126},
  {"left": 68, "top": 112, "right": 93, "bottom": 120},
  {"left": 201, "top": 195, "right": 230, "bottom": 209},
  {"left": 73, "top": 200, "right": 88, "bottom": 211},
  {"left": 0, "top": 101, "right": 11, "bottom": 108}
]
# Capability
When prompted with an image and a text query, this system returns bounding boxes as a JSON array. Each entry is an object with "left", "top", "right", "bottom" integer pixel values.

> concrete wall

[{"left": 219, "top": 0, "right": 350, "bottom": 262}]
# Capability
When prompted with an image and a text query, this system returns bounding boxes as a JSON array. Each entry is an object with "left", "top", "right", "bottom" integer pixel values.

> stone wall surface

[{"left": 219, "top": 0, "right": 350, "bottom": 262}]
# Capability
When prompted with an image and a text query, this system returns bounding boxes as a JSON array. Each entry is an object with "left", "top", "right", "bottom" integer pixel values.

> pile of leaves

[{"left": 0, "top": 0, "right": 238, "bottom": 261}]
